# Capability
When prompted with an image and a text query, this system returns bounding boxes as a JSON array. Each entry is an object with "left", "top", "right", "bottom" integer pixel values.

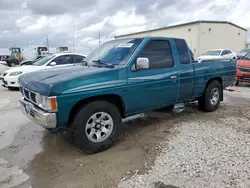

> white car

[
  {"left": 198, "top": 49, "right": 237, "bottom": 61},
  {"left": 0, "top": 61, "right": 10, "bottom": 79},
  {"left": 2, "top": 53, "right": 86, "bottom": 89}
]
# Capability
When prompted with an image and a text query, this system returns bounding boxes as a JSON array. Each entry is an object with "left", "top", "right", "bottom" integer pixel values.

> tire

[
  {"left": 10, "top": 62, "right": 16, "bottom": 67},
  {"left": 69, "top": 100, "right": 121, "bottom": 154},
  {"left": 198, "top": 80, "right": 222, "bottom": 112},
  {"left": 235, "top": 81, "right": 239, "bottom": 86}
]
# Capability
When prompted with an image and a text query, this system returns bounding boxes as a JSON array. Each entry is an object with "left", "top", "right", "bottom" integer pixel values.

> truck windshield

[
  {"left": 84, "top": 38, "right": 143, "bottom": 66},
  {"left": 205, "top": 50, "right": 221, "bottom": 56},
  {"left": 242, "top": 53, "right": 250, "bottom": 60},
  {"left": 33, "top": 55, "right": 55, "bottom": 66}
]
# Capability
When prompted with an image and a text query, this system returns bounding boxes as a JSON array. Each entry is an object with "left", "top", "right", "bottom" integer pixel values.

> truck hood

[
  {"left": 237, "top": 60, "right": 250, "bottom": 68},
  {"left": 18, "top": 65, "right": 126, "bottom": 96}
]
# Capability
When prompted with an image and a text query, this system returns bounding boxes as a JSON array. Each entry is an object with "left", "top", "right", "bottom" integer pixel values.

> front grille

[
  {"left": 20, "top": 87, "right": 23, "bottom": 95},
  {"left": 20, "top": 86, "right": 37, "bottom": 104},
  {"left": 30, "top": 93, "right": 36, "bottom": 103},
  {"left": 24, "top": 89, "right": 30, "bottom": 99},
  {"left": 238, "top": 67, "right": 250, "bottom": 72}
]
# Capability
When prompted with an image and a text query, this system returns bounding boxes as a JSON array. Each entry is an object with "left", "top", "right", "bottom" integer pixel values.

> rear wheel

[
  {"left": 198, "top": 80, "right": 222, "bottom": 112},
  {"left": 69, "top": 100, "right": 121, "bottom": 154},
  {"left": 10, "top": 62, "right": 16, "bottom": 67}
]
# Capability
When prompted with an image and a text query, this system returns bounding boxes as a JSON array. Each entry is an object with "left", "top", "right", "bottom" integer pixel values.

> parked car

[
  {"left": 237, "top": 48, "right": 250, "bottom": 60},
  {"left": 0, "top": 61, "right": 10, "bottom": 79},
  {"left": 2, "top": 53, "right": 85, "bottom": 89},
  {"left": 235, "top": 52, "right": 250, "bottom": 85},
  {"left": 18, "top": 37, "right": 236, "bottom": 154},
  {"left": 198, "top": 49, "right": 237, "bottom": 61}
]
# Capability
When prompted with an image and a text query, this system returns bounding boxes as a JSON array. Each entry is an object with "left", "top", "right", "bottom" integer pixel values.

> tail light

[{"left": 0, "top": 61, "right": 7, "bottom": 66}]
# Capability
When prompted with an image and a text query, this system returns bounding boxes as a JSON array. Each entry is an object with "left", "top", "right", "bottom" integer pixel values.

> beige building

[{"left": 115, "top": 20, "right": 247, "bottom": 57}]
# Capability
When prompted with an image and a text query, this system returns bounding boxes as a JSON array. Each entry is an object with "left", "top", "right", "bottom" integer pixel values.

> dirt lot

[{"left": 0, "top": 84, "right": 250, "bottom": 188}]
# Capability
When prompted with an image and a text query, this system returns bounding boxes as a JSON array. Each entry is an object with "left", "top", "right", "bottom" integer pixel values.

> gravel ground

[{"left": 118, "top": 103, "right": 250, "bottom": 188}]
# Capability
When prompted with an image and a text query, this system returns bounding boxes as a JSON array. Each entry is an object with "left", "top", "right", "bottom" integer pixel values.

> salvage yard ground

[{"left": 0, "top": 85, "right": 250, "bottom": 188}]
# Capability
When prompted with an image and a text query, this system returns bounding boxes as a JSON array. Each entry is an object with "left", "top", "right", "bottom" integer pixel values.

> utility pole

[
  {"left": 73, "top": 20, "right": 75, "bottom": 53},
  {"left": 46, "top": 34, "right": 50, "bottom": 53},
  {"left": 98, "top": 31, "right": 101, "bottom": 46}
]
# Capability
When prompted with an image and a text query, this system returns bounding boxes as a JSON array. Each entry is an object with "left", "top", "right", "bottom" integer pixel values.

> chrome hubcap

[
  {"left": 210, "top": 88, "right": 220, "bottom": 106},
  {"left": 85, "top": 112, "right": 114, "bottom": 143}
]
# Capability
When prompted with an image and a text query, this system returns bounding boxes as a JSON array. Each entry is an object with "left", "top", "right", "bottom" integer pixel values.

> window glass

[
  {"left": 33, "top": 55, "right": 55, "bottom": 66},
  {"left": 138, "top": 40, "right": 173, "bottom": 69},
  {"left": 73, "top": 55, "right": 85, "bottom": 63},
  {"left": 205, "top": 50, "right": 221, "bottom": 56},
  {"left": 53, "top": 55, "right": 71, "bottom": 65},
  {"left": 243, "top": 52, "right": 250, "bottom": 60},
  {"left": 174, "top": 39, "right": 191, "bottom": 64},
  {"left": 221, "top": 51, "right": 227, "bottom": 56},
  {"left": 85, "top": 38, "right": 143, "bottom": 65},
  {"left": 240, "top": 49, "right": 250, "bottom": 53},
  {"left": 226, "top": 50, "right": 232, "bottom": 54}
]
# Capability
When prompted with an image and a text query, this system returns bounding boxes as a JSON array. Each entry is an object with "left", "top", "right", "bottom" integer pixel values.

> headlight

[
  {"left": 237, "top": 66, "right": 241, "bottom": 69},
  {"left": 9, "top": 71, "right": 22, "bottom": 76},
  {"left": 35, "top": 94, "right": 57, "bottom": 112}
]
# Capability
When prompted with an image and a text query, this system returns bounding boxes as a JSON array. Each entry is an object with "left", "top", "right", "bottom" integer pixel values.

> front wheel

[
  {"left": 10, "top": 62, "right": 16, "bottom": 67},
  {"left": 69, "top": 100, "right": 121, "bottom": 154},
  {"left": 198, "top": 80, "right": 222, "bottom": 112}
]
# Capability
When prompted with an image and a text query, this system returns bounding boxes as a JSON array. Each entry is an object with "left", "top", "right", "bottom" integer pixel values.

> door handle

[{"left": 170, "top": 75, "right": 177, "bottom": 79}]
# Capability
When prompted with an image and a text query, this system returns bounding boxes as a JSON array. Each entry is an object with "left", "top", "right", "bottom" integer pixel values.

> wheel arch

[
  {"left": 68, "top": 94, "right": 125, "bottom": 125},
  {"left": 204, "top": 77, "right": 223, "bottom": 101}
]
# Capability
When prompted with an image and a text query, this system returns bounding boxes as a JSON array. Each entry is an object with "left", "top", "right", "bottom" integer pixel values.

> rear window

[
  {"left": 205, "top": 50, "right": 221, "bottom": 56},
  {"left": 174, "top": 39, "right": 191, "bottom": 64}
]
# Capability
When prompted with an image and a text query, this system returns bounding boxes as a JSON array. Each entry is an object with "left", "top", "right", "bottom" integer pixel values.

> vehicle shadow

[{"left": 26, "top": 103, "right": 209, "bottom": 188}]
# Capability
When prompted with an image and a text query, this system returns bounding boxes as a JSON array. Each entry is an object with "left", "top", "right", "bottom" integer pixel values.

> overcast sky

[{"left": 0, "top": 0, "right": 250, "bottom": 57}]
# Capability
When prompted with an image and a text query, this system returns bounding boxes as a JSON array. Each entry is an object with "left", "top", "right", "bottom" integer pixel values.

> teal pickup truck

[{"left": 18, "top": 37, "right": 236, "bottom": 153}]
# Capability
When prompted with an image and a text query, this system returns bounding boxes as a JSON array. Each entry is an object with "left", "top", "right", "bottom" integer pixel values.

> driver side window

[
  {"left": 51, "top": 55, "right": 71, "bottom": 65},
  {"left": 138, "top": 40, "right": 174, "bottom": 69}
]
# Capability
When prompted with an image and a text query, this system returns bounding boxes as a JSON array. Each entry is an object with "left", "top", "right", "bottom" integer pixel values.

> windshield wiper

[{"left": 92, "top": 60, "right": 115, "bottom": 68}]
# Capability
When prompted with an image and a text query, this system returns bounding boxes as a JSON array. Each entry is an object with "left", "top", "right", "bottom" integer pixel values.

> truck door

[
  {"left": 126, "top": 39, "right": 179, "bottom": 114},
  {"left": 174, "top": 39, "right": 195, "bottom": 101}
]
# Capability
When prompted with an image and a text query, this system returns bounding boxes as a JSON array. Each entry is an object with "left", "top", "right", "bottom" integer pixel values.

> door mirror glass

[
  {"left": 50, "top": 62, "right": 57, "bottom": 66},
  {"left": 136, "top": 58, "right": 149, "bottom": 70}
]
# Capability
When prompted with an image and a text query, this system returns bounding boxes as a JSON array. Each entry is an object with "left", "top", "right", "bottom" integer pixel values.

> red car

[{"left": 236, "top": 52, "right": 250, "bottom": 85}]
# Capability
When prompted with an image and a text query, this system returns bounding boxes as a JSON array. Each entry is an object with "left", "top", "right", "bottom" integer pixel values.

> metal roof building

[{"left": 115, "top": 20, "right": 248, "bottom": 57}]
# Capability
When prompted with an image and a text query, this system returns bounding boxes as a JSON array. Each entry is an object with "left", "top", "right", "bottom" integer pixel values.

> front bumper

[
  {"left": 2, "top": 75, "right": 19, "bottom": 88},
  {"left": 236, "top": 70, "right": 250, "bottom": 83},
  {"left": 19, "top": 97, "right": 57, "bottom": 129}
]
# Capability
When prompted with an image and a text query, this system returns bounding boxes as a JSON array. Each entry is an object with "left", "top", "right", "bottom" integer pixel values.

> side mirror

[
  {"left": 136, "top": 58, "right": 149, "bottom": 70},
  {"left": 50, "top": 62, "right": 57, "bottom": 66}
]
